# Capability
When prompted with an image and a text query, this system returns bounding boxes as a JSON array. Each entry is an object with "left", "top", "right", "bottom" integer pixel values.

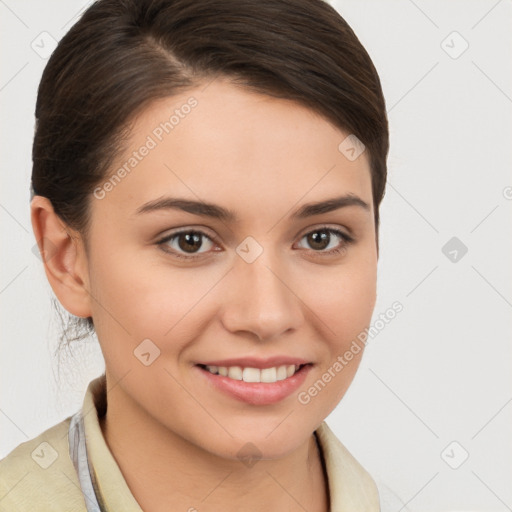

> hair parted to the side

[{"left": 31, "top": 0, "right": 389, "bottom": 349}]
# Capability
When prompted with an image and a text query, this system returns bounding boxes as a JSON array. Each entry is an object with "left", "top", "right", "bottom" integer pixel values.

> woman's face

[{"left": 82, "top": 77, "right": 377, "bottom": 459}]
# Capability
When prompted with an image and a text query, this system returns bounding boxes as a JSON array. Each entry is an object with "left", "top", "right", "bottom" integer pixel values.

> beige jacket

[{"left": 0, "top": 375, "right": 381, "bottom": 511}]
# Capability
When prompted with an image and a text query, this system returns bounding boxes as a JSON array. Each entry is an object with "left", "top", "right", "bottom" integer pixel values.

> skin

[{"left": 31, "top": 77, "right": 378, "bottom": 512}]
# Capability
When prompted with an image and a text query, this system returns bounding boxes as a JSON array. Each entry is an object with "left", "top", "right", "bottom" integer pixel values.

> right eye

[{"left": 156, "top": 229, "right": 220, "bottom": 259}]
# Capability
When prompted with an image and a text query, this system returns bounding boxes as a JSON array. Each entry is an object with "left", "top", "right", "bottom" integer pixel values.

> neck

[{"left": 99, "top": 385, "right": 329, "bottom": 512}]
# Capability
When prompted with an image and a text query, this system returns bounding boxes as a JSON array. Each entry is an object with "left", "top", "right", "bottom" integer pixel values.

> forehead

[{"left": 93, "top": 78, "right": 373, "bottom": 223}]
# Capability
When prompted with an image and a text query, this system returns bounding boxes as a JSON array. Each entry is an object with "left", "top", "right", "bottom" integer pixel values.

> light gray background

[{"left": 1, "top": 1, "right": 511, "bottom": 510}]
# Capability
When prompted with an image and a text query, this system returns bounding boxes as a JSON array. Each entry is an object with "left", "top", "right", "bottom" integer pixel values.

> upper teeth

[{"left": 204, "top": 364, "right": 301, "bottom": 383}]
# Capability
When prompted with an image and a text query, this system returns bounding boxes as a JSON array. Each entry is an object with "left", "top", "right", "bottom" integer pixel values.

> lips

[
  {"left": 194, "top": 358, "right": 313, "bottom": 406},
  {"left": 196, "top": 356, "right": 310, "bottom": 369},
  {"left": 198, "top": 363, "right": 308, "bottom": 383}
]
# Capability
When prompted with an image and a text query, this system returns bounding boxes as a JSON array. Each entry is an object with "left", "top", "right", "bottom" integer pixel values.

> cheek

[
  {"left": 86, "top": 247, "right": 164, "bottom": 353},
  {"left": 303, "top": 259, "right": 377, "bottom": 341},
  {"left": 87, "top": 246, "right": 219, "bottom": 342},
  {"left": 298, "top": 266, "right": 376, "bottom": 415}
]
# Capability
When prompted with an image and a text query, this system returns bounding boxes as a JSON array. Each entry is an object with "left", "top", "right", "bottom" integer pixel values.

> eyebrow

[{"left": 135, "top": 194, "right": 370, "bottom": 222}]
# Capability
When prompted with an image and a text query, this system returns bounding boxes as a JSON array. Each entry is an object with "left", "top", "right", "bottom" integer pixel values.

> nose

[{"left": 220, "top": 252, "right": 304, "bottom": 342}]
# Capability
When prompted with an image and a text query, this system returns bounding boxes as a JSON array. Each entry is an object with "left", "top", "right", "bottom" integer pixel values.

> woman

[{"left": 0, "top": 0, "right": 395, "bottom": 510}]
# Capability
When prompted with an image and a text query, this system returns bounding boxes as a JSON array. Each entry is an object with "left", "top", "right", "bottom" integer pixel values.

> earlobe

[{"left": 30, "top": 195, "right": 92, "bottom": 319}]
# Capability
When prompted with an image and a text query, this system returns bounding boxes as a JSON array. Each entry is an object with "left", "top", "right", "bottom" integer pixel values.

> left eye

[{"left": 296, "top": 228, "right": 352, "bottom": 253}]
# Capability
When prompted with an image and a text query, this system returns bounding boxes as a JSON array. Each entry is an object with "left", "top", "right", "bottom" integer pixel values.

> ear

[{"left": 30, "top": 195, "right": 92, "bottom": 318}]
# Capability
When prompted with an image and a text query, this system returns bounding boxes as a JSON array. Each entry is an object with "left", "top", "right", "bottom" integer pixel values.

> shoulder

[{"left": 0, "top": 417, "right": 86, "bottom": 512}]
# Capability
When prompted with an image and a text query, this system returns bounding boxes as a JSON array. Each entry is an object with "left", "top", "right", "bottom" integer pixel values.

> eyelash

[{"left": 156, "top": 226, "right": 355, "bottom": 261}]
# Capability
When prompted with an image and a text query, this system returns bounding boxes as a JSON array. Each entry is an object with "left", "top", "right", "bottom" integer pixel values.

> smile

[
  {"left": 195, "top": 363, "right": 313, "bottom": 405},
  {"left": 198, "top": 364, "right": 307, "bottom": 383}
]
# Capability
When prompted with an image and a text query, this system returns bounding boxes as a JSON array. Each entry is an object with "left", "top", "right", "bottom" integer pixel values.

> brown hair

[{"left": 31, "top": 0, "right": 389, "bottom": 345}]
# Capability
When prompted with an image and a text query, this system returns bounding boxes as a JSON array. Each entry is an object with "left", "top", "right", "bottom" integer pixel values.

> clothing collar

[{"left": 73, "top": 375, "right": 380, "bottom": 511}]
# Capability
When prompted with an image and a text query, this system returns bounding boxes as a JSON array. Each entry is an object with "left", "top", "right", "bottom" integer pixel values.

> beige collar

[{"left": 82, "top": 375, "right": 380, "bottom": 511}]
